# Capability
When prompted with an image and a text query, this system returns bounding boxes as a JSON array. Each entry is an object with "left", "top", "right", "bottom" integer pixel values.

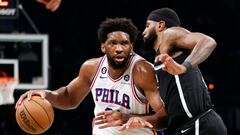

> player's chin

[{"left": 114, "top": 62, "right": 124, "bottom": 67}]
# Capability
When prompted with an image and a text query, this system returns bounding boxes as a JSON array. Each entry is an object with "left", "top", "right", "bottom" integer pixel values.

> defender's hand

[{"left": 155, "top": 54, "right": 187, "bottom": 75}]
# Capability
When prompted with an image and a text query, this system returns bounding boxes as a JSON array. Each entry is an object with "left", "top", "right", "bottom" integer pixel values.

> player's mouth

[{"left": 115, "top": 56, "right": 125, "bottom": 63}]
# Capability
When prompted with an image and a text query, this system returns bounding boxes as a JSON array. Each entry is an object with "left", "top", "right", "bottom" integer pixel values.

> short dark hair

[
  {"left": 147, "top": 7, "right": 181, "bottom": 27},
  {"left": 97, "top": 17, "right": 139, "bottom": 43}
]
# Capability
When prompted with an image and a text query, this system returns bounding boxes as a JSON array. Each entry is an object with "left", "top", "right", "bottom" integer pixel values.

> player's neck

[
  {"left": 108, "top": 66, "right": 126, "bottom": 79},
  {"left": 154, "top": 33, "right": 163, "bottom": 51}
]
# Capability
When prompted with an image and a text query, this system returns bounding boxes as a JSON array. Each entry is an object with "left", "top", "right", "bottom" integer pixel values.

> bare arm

[
  {"left": 16, "top": 58, "right": 99, "bottom": 110},
  {"left": 157, "top": 28, "right": 217, "bottom": 74},
  {"left": 175, "top": 30, "right": 217, "bottom": 68},
  {"left": 133, "top": 60, "right": 168, "bottom": 129}
]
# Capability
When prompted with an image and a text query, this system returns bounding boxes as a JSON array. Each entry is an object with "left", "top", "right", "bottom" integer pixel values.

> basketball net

[{"left": 0, "top": 73, "right": 18, "bottom": 105}]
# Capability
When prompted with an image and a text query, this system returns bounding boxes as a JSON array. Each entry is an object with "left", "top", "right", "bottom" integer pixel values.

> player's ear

[
  {"left": 158, "top": 20, "right": 166, "bottom": 31},
  {"left": 101, "top": 44, "right": 106, "bottom": 53},
  {"left": 131, "top": 44, "right": 134, "bottom": 51}
]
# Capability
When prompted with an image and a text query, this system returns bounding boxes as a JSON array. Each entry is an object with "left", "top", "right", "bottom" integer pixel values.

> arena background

[{"left": 0, "top": 0, "right": 240, "bottom": 134}]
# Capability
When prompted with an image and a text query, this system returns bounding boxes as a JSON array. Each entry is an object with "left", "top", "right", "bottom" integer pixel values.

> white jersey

[{"left": 90, "top": 53, "right": 156, "bottom": 135}]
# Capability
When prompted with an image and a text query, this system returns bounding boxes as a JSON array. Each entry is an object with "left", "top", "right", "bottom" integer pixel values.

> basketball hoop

[{"left": 0, "top": 71, "right": 18, "bottom": 105}]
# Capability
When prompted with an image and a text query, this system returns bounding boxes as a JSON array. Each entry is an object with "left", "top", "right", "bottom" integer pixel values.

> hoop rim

[{"left": 0, "top": 77, "right": 18, "bottom": 86}]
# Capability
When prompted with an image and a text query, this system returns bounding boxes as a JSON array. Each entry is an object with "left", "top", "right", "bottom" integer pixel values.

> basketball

[{"left": 15, "top": 96, "right": 54, "bottom": 134}]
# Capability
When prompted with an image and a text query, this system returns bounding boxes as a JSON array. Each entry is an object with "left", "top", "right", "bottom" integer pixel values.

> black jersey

[{"left": 154, "top": 52, "right": 213, "bottom": 133}]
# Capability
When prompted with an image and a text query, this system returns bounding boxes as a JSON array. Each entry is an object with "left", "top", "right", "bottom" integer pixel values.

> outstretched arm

[{"left": 16, "top": 58, "right": 99, "bottom": 110}]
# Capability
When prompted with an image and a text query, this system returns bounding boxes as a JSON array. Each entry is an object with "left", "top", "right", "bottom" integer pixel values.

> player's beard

[
  {"left": 141, "top": 30, "right": 157, "bottom": 53},
  {"left": 107, "top": 53, "right": 130, "bottom": 70}
]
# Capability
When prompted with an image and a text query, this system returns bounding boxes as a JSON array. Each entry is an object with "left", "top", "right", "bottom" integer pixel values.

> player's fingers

[
  {"left": 36, "top": 0, "right": 48, "bottom": 5},
  {"left": 94, "top": 115, "right": 109, "bottom": 125},
  {"left": 154, "top": 56, "right": 160, "bottom": 63},
  {"left": 98, "top": 123, "right": 112, "bottom": 129},
  {"left": 39, "top": 92, "right": 45, "bottom": 99},
  {"left": 96, "top": 111, "right": 106, "bottom": 116},
  {"left": 14, "top": 102, "right": 18, "bottom": 109},
  {"left": 164, "top": 56, "right": 174, "bottom": 65},
  {"left": 165, "top": 56, "right": 172, "bottom": 62},
  {"left": 133, "top": 118, "right": 139, "bottom": 124},
  {"left": 117, "top": 124, "right": 127, "bottom": 131},
  {"left": 162, "top": 65, "right": 167, "bottom": 71},
  {"left": 15, "top": 93, "right": 27, "bottom": 109},
  {"left": 27, "top": 91, "right": 33, "bottom": 101},
  {"left": 46, "top": 0, "right": 61, "bottom": 12},
  {"left": 103, "top": 110, "right": 113, "bottom": 115},
  {"left": 139, "top": 119, "right": 145, "bottom": 126},
  {"left": 93, "top": 115, "right": 106, "bottom": 121},
  {"left": 144, "top": 121, "right": 153, "bottom": 128},
  {"left": 94, "top": 120, "right": 106, "bottom": 125},
  {"left": 154, "top": 54, "right": 165, "bottom": 63},
  {"left": 96, "top": 111, "right": 111, "bottom": 115},
  {"left": 46, "top": 0, "right": 55, "bottom": 8},
  {"left": 126, "top": 118, "right": 134, "bottom": 129},
  {"left": 159, "top": 54, "right": 169, "bottom": 62},
  {"left": 17, "top": 94, "right": 26, "bottom": 104},
  {"left": 93, "top": 116, "right": 101, "bottom": 121},
  {"left": 131, "top": 118, "right": 144, "bottom": 128}
]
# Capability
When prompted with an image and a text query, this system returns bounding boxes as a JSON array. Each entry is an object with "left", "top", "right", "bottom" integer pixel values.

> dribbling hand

[{"left": 15, "top": 90, "right": 47, "bottom": 109}]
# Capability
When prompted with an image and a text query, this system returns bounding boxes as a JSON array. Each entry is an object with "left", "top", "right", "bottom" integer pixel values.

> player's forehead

[
  {"left": 106, "top": 31, "right": 130, "bottom": 41},
  {"left": 146, "top": 20, "right": 158, "bottom": 26}
]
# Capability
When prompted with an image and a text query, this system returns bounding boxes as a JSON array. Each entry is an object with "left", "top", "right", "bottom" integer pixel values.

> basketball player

[
  {"left": 15, "top": 17, "right": 167, "bottom": 135},
  {"left": 115, "top": 8, "right": 227, "bottom": 135},
  {"left": 36, "top": 0, "right": 61, "bottom": 12}
]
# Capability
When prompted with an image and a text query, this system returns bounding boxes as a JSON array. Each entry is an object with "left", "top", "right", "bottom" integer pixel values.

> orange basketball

[{"left": 15, "top": 96, "right": 54, "bottom": 134}]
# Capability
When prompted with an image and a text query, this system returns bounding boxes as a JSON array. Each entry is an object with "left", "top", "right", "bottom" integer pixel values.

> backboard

[
  {"left": 0, "top": 34, "right": 49, "bottom": 90},
  {"left": 0, "top": 59, "right": 18, "bottom": 81}
]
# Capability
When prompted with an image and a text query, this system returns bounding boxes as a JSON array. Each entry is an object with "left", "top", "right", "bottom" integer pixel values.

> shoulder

[
  {"left": 79, "top": 57, "right": 102, "bottom": 78},
  {"left": 82, "top": 57, "right": 102, "bottom": 68},
  {"left": 163, "top": 27, "right": 190, "bottom": 41},
  {"left": 133, "top": 60, "right": 155, "bottom": 75},
  {"left": 132, "top": 59, "right": 158, "bottom": 93}
]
